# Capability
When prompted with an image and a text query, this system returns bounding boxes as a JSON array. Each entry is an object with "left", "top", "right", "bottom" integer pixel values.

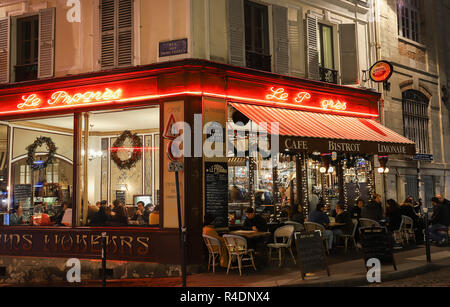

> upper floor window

[
  {"left": 318, "top": 23, "right": 337, "bottom": 84},
  {"left": 244, "top": 0, "right": 270, "bottom": 72},
  {"left": 402, "top": 90, "right": 429, "bottom": 154},
  {"left": 397, "top": 0, "right": 420, "bottom": 42},
  {"left": 100, "top": 0, "right": 134, "bottom": 70},
  {"left": 15, "top": 15, "right": 39, "bottom": 82}
]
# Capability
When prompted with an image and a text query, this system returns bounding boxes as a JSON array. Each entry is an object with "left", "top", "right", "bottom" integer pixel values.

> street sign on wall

[{"left": 413, "top": 154, "right": 434, "bottom": 161}]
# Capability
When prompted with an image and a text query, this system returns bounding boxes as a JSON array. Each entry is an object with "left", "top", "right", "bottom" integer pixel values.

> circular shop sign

[{"left": 369, "top": 60, "right": 393, "bottom": 83}]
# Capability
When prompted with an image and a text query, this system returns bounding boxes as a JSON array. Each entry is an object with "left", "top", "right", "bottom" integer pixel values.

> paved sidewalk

[{"left": 14, "top": 244, "right": 450, "bottom": 287}]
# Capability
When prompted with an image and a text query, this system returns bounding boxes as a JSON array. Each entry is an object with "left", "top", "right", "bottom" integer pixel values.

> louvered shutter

[
  {"left": 101, "top": 0, "right": 115, "bottom": 69},
  {"left": 339, "top": 23, "right": 358, "bottom": 85},
  {"left": 272, "top": 5, "right": 289, "bottom": 75},
  {"left": 227, "top": 0, "right": 245, "bottom": 67},
  {"left": 0, "top": 18, "right": 10, "bottom": 83},
  {"left": 117, "top": 0, "right": 133, "bottom": 67},
  {"left": 306, "top": 14, "right": 319, "bottom": 80},
  {"left": 38, "top": 8, "right": 55, "bottom": 79}
]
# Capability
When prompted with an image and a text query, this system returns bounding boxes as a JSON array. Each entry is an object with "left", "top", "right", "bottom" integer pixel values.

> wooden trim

[
  {"left": 88, "top": 128, "right": 159, "bottom": 136},
  {"left": 9, "top": 121, "right": 73, "bottom": 134}
]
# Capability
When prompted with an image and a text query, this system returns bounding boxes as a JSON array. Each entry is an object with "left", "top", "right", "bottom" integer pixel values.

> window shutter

[
  {"left": 306, "top": 14, "right": 319, "bottom": 80},
  {"left": 101, "top": 0, "right": 116, "bottom": 69},
  {"left": 272, "top": 5, "right": 289, "bottom": 75},
  {"left": 0, "top": 17, "right": 10, "bottom": 84},
  {"left": 117, "top": 0, "right": 133, "bottom": 67},
  {"left": 227, "top": 0, "right": 245, "bottom": 67},
  {"left": 38, "top": 8, "right": 55, "bottom": 79},
  {"left": 339, "top": 24, "right": 358, "bottom": 85}
]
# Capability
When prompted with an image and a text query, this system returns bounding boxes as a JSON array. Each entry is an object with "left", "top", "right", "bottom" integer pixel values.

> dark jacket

[
  {"left": 431, "top": 203, "right": 449, "bottom": 226},
  {"left": 361, "top": 201, "right": 383, "bottom": 222},
  {"left": 386, "top": 207, "right": 402, "bottom": 232},
  {"left": 442, "top": 199, "right": 450, "bottom": 226},
  {"left": 243, "top": 214, "right": 267, "bottom": 232},
  {"left": 335, "top": 211, "right": 354, "bottom": 235},
  {"left": 290, "top": 212, "right": 305, "bottom": 224},
  {"left": 308, "top": 210, "right": 330, "bottom": 226},
  {"left": 400, "top": 205, "right": 419, "bottom": 225},
  {"left": 349, "top": 205, "right": 362, "bottom": 220},
  {"left": 89, "top": 208, "right": 110, "bottom": 226}
]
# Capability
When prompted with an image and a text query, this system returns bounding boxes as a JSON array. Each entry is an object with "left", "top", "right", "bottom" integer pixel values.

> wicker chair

[
  {"left": 223, "top": 234, "right": 257, "bottom": 276},
  {"left": 267, "top": 225, "right": 296, "bottom": 267},
  {"left": 202, "top": 234, "right": 221, "bottom": 273}
]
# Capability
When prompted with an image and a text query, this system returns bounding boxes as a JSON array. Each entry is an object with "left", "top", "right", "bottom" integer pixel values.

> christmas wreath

[
  {"left": 111, "top": 130, "right": 143, "bottom": 170},
  {"left": 26, "top": 137, "right": 57, "bottom": 170}
]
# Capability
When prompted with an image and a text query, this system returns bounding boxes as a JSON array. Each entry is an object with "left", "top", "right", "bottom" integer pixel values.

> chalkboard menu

[
  {"left": 205, "top": 162, "right": 228, "bottom": 227},
  {"left": 294, "top": 231, "right": 330, "bottom": 279},
  {"left": 115, "top": 190, "right": 126, "bottom": 205},
  {"left": 13, "top": 184, "right": 32, "bottom": 206},
  {"left": 359, "top": 226, "right": 397, "bottom": 270}
]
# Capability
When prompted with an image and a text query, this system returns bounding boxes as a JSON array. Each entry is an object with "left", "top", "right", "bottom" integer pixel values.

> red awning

[{"left": 230, "top": 102, "right": 416, "bottom": 155}]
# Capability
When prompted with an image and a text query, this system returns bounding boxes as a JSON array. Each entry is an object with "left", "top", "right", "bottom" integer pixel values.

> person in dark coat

[
  {"left": 89, "top": 204, "right": 111, "bottom": 226},
  {"left": 436, "top": 194, "right": 450, "bottom": 226},
  {"left": 243, "top": 207, "right": 267, "bottom": 232},
  {"left": 350, "top": 198, "right": 364, "bottom": 220},
  {"left": 109, "top": 202, "right": 129, "bottom": 226},
  {"left": 385, "top": 199, "right": 402, "bottom": 232},
  {"left": 429, "top": 197, "right": 449, "bottom": 245},
  {"left": 400, "top": 199, "right": 424, "bottom": 243},
  {"left": 361, "top": 196, "right": 383, "bottom": 222},
  {"left": 289, "top": 203, "right": 305, "bottom": 224}
]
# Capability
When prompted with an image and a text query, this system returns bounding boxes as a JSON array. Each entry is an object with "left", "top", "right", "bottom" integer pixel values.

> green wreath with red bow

[
  {"left": 111, "top": 130, "right": 143, "bottom": 170},
  {"left": 26, "top": 136, "right": 57, "bottom": 170}
]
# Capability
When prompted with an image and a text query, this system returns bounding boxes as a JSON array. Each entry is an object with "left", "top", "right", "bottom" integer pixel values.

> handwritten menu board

[
  {"left": 205, "top": 162, "right": 228, "bottom": 227},
  {"left": 115, "top": 190, "right": 126, "bottom": 205},
  {"left": 294, "top": 231, "right": 330, "bottom": 279},
  {"left": 13, "top": 184, "right": 32, "bottom": 206},
  {"left": 359, "top": 226, "right": 397, "bottom": 270}
]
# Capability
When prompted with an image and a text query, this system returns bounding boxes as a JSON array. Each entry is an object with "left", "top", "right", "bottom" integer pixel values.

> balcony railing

[
  {"left": 245, "top": 51, "right": 271, "bottom": 72},
  {"left": 319, "top": 66, "right": 338, "bottom": 84},
  {"left": 14, "top": 63, "right": 38, "bottom": 82}
]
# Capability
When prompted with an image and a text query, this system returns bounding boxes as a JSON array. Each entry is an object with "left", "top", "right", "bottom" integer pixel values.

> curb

[{"left": 283, "top": 263, "right": 445, "bottom": 287}]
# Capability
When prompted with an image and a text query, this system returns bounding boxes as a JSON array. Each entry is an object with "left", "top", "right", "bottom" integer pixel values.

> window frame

[
  {"left": 318, "top": 23, "right": 335, "bottom": 71},
  {"left": 402, "top": 90, "right": 430, "bottom": 154},
  {"left": 397, "top": 0, "right": 421, "bottom": 42}
]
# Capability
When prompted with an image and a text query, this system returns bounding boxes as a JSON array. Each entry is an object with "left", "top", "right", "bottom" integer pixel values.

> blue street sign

[
  {"left": 413, "top": 154, "right": 433, "bottom": 161},
  {"left": 159, "top": 38, "right": 188, "bottom": 57}
]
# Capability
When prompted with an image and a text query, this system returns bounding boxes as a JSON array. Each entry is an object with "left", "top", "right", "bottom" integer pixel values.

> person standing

[{"left": 350, "top": 198, "right": 364, "bottom": 220}]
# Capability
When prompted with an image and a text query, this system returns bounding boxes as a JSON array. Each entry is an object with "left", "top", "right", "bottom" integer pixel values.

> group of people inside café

[{"left": 8, "top": 199, "right": 160, "bottom": 226}]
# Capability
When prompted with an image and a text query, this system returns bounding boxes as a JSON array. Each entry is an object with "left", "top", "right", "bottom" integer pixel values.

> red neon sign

[
  {"left": 266, "top": 87, "right": 289, "bottom": 101},
  {"left": 18, "top": 88, "right": 122, "bottom": 109}
]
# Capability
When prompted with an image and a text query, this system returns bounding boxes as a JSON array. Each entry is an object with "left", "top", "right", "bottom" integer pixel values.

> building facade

[
  {"left": 0, "top": 0, "right": 447, "bottom": 282},
  {"left": 374, "top": 0, "right": 450, "bottom": 207}
]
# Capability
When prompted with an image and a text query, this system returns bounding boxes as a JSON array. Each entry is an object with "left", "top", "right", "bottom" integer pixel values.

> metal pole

[
  {"left": 101, "top": 232, "right": 107, "bottom": 287},
  {"left": 423, "top": 208, "right": 431, "bottom": 263},
  {"left": 175, "top": 171, "right": 186, "bottom": 287}
]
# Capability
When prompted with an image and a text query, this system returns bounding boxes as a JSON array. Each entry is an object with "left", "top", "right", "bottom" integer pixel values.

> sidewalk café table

[{"left": 228, "top": 230, "right": 272, "bottom": 268}]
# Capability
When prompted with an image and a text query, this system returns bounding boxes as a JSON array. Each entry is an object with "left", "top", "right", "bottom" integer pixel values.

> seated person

[
  {"left": 307, "top": 202, "right": 333, "bottom": 251},
  {"left": 108, "top": 200, "right": 128, "bottom": 226},
  {"left": 131, "top": 201, "right": 149, "bottom": 224},
  {"left": 87, "top": 202, "right": 100, "bottom": 224},
  {"left": 385, "top": 199, "right": 402, "bottom": 233},
  {"left": 89, "top": 204, "right": 111, "bottom": 226},
  {"left": 350, "top": 198, "right": 364, "bottom": 220},
  {"left": 149, "top": 205, "right": 160, "bottom": 225},
  {"left": 202, "top": 214, "right": 228, "bottom": 268},
  {"left": 429, "top": 197, "right": 449, "bottom": 245},
  {"left": 361, "top": 196, "right": 383, "bottom": 222},
  {"left": 243, "top": 207, "right": 267, "bottom": 232},
  {"left": 289, "top": 203, "right": 305, "bottom": 224},
  {"left": 400, "top": 199, "right": 424, "bottom": 242},
  {"left": 332, "top": 204, "right": 354, "bottom": 245},
  {"left": 9, "top": 204, "right": 28, "bottom": 225},
  {"left": 54, "top": 201, "right": 71, "bottom": 225}
]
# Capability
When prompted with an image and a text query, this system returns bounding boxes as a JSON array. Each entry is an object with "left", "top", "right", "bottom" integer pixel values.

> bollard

[{"left": 101, "top": 232, "right": 107, "bottom": 287}]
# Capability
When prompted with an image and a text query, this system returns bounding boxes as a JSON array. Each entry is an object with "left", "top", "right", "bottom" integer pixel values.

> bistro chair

[
  {"left": 284, "top": 221, "right": 304, "bottom": 232},
  {"left": 338, "top": 219, "right": 359, "bottom": 254},
  {"left": 359, "top": 218, "right": 380, "bottom": 228},
  {"left": 401, "top": 215, "right": 416, "bottom": 245},
  {"left": 202, "top": 234, "right": 221, "bottom": 273},
  {"left": 222, "top": 234, "right": 257, "bottom": 276},
  {"left": 266, "top": 225, "right": 296, "bottom": 267},
  {"left": 393, "top": 218, "right": 405, "bottom": 246},
  {"left": 303, "top": 221, "right": 329, "bottom": 255}
]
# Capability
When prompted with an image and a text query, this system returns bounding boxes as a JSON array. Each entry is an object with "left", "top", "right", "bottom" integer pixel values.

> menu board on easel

[
  {"left": 205, "top": 162, "right": 228, "bottom": 227},
  {"left": 294, "top": 231, "right": 330, "bottom": 280}
]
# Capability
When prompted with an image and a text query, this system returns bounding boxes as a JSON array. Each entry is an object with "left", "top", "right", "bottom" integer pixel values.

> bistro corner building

[{"left": 0, "top": 59, "right": 415, "bottom": 281}]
